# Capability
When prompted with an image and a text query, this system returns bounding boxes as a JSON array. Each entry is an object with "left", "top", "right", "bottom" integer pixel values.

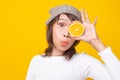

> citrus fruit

[
  {"left": 68, "top": 21, "right": 84, "bottom": 37},
  {"left": 86, "top": 77, "right": 93, "bottom": 80}
]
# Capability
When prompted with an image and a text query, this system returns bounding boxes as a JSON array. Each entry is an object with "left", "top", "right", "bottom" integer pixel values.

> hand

[
  {"left": 73, "top": 9, "right": 98, "bottom": 43},
  {"left": 73, "top": 9, "right": 107, "bottom": 52}
]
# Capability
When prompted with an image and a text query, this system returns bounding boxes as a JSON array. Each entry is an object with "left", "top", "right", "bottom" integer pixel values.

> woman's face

[{"left": 52, "top": 14, "right": 75, "bottom": 52}]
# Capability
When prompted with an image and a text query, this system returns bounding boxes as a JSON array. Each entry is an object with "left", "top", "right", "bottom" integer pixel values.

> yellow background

[{"left": 0, "top": 0, "right": 120, "bottom": 80}]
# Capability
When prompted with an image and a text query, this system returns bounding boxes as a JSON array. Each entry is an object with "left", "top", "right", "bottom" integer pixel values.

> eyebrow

[{"left": 58, "top": 18, "right": 68, "bottom": 22}]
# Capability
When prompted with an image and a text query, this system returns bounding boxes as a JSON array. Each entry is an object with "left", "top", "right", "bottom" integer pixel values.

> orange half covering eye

[{"left": 68, "top": 21, "right": 85, "bottom": 37}]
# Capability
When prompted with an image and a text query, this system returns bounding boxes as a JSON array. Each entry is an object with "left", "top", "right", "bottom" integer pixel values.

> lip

[{"left": 61, "top": 41, "right": 68, "bottom": 46}]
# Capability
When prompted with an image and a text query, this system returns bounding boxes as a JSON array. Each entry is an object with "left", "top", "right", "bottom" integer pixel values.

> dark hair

[{"left": 44, "top": 13, "right": 82, "bottom": 60}]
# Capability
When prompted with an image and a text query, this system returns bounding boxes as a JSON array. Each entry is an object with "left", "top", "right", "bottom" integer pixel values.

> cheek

[
  {"left": 53, "top": 26, "right": 61, "bottom": 43},
  {"left": 64, "top": 40, "right": 75, "bottom": 50},
  {"left": 53, "top": 26, "right": 63, "bottom": 39},
  {"left": 69, "top": 39, "right": 75, "bottom": 46}
]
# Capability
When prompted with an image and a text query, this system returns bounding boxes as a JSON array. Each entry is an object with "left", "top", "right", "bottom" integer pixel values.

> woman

[{"left": 26, "top": 4, "right": 120, "bottom": 80}]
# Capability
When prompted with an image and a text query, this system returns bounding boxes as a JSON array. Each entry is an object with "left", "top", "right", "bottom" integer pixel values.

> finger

[
  {"left": 80, "top": 8, "right": 85, "bottom": 23},
  {"left": 93, "top": 16, "right": 98, "bottom": 26},
  {"left": 84, "top": 9, "right": 90, "bottom": 22},
  {"left": 73, "top": 35, "right": 84, "bottom": 41}
]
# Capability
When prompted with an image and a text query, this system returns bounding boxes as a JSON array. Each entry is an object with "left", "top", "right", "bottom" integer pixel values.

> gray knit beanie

[{"left": 46, "top": 4, "right": 81, "bottom": 25}]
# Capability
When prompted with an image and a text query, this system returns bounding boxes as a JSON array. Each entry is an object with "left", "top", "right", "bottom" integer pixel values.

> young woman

[{"left": 26, "top": 4, "right": 120, "bottom": 80}]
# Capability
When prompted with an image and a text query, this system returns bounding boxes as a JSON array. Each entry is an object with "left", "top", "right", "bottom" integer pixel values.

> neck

[{"left": 51, "top": 47, "right": 64, "bottom": 56}]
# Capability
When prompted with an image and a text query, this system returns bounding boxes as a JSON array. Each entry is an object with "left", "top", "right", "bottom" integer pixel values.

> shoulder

[
  {"left": 73, "top": 52, "right": 101, "bottom": 64},
  {"left": 31, "top": 54, "right": 43, "bottom": 60},
  {"left": 29, "top": 54, "right": 44, "bottom": 65},
  {"left": 71, "top": 53, "right": 104, "bottom": 71}
]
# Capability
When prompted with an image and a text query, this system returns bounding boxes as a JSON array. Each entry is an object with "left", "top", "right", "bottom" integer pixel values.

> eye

[{"left": 58, "top": 23, "right": 65, "bottom": 27}]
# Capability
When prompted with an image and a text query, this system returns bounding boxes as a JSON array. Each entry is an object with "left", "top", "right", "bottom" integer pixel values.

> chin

[{"left": 59, "top": 46, "right": 71, "bottom": 52}]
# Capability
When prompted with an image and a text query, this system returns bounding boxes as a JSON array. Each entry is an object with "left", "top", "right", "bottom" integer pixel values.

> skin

[
  {"left": 51, "top": 9, "right": 106, "bottom": 56},
  {"left": 52, "top": 14, "right": 75, "bottom": 56},
  {"left": 74, "top": 9, "right": 106, "bottom": 52}
]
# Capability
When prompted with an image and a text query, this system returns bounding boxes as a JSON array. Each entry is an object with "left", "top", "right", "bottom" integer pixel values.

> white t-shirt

[
  {"left": 26, "top": 47, "right": 119, "bottom": 80},
  {"left": 98, "top": 47, "right": 120, "bottom": 80}
]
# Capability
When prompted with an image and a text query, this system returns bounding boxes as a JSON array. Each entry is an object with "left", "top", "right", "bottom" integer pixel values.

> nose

[{"left": 64, "top": 31, "right": 70, "bottom": 38}]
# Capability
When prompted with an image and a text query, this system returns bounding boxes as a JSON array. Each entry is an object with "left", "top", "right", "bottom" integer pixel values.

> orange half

[{"left": 68, "top": 21, "right": 84, "bottom": 37}]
